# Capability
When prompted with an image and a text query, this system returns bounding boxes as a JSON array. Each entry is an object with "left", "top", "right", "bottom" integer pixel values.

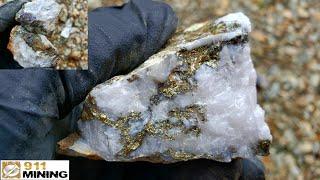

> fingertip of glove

[
  {"left": 129, "top": 0, "right": 178, "bottom": 36},
  {"left": 157, "top": 1, "right": 179, "bottom": 36},
  {"left": 151, "top": 0, "right": 178, "bottom": 27},
  {"left": 240, "top": 158, "right": 266, "bottom": 180}
]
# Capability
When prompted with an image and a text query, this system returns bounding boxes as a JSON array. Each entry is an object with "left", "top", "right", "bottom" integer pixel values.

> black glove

[
  {"left": 60, "top": 156, "right": 265, "bottom": 180},
  {"left": 0, "top": 0, "right": 265, "bottom": 179}
]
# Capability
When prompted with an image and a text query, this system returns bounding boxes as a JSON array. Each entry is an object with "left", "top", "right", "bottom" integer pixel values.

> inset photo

[{"left": 0, "top": 0, "right": 88, "bottom": 69}]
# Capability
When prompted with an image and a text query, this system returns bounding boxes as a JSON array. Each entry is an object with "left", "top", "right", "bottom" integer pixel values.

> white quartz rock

[
  {"left": 8, "top": 0, "right": 61, "bottom": 68},
  {"left": 15, "top": 0, "right": 61, "bottom": 33},
  {"left": 8, "top": 26, "right": 58, "bottom": 68},
  {"left": 60, "top": 19, "right": 73, "bottom": 38},
  {"left": 59, "top": 12, "right": 272, "bottom": 163}
]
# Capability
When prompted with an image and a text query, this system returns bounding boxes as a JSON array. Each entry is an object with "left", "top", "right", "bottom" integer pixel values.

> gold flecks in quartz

[
  {"left": 166, "top": 149, "right": 196, "bottom": 161},
  {"left": 81, "top": 95, "right": 147, "bottom": 156},
  {"left": 10, "top": 27, "right": 59, "bottom": 60},
  {"left": 23, "top": 34, "right": 55, "bottom": 55},
  {"left": 79, "top": 23, "right": 251, "bottom": 160},
  {"left": 209, "top": 22, "right": 227, "bottom": 34},
  {"left": 164, "top": 30, "right": 249, "bottom": 99},
  {"left": 169, "top": 105, "right": 206, "bottom": 122},
  {"left": 180, "top": 21, "right": 229, "bottom": 43},
  {"left": 144, "top": 105, "right": 207, "bottom": 140},
  {"left": 81, "top": 94, "right": 207, "bottom": 157},
  {"left": 79, "top": 19, "right": 252, "bottom": 160},
  {"left": 158, "top": 45, "right": 221, "bottom": 98}
]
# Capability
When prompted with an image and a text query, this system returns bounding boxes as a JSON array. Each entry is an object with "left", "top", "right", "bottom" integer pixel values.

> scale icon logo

[{"left": 1, "top": 161, "right": 21, "bottom": 179}]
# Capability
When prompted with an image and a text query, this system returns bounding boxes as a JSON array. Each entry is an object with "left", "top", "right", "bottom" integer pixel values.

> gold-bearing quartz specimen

[{"left": 58, "top": 12, "right": 272, "bottom": 163}]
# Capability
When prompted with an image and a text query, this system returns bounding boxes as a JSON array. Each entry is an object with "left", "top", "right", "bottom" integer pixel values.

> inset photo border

[{"left": 0, "top": 0, "right": 88, "bottom": 69}]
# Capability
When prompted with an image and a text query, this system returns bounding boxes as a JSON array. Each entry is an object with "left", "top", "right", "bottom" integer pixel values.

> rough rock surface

[
  {"left": 7, "top": 0, "right": 88, "bottom": 69},
  {"left": 8, "top": 26, "right": 58, "bottom": 67},
  {"left": 16, "top": 0, "right": 61, "bottom": 33},
  {"left": 59, "top": 13, "right": 272, "bottom": 163}
]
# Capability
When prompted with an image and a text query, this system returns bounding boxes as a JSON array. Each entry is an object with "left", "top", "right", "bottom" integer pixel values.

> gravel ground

[
  {"left": 94, "top": 0, "right": 320, "bottom": 179},
  {"left": 53, "top": 0, "right": 88, "bottom": 69}
]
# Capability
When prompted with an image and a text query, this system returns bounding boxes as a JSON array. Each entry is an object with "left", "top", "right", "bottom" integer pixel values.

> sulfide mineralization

[
  {"left": 8, "top": 0, "right": 61, "bottom": 68},
  {"left": 59, "top": 12, "right": 272, "bottom": 163}
]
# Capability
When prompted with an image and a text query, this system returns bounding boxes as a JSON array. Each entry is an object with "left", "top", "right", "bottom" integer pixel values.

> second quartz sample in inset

[{"left": 7, "top": 0, "right": 88, "bottom": 69}]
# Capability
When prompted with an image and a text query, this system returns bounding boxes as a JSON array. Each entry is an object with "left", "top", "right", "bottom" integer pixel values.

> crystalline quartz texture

[
  {"left": 16, "top": 0, "right": 61, "bottom": 33},
  {"left": 72, "top": 12, "right": 272, "bottom": 162},
  {"left": 8, "top": 0, "right": 61, "bottom": 68},
  {"left": 60, "top": 19, "right": 72, "bottom": 38},
  {"left": 9, "top": 26, "right": 58, "bottom": 67}
]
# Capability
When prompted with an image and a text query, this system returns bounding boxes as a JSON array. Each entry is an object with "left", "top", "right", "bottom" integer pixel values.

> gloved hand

[{"left": 0, "top": 0, "right": 265, "bottom": 179}]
